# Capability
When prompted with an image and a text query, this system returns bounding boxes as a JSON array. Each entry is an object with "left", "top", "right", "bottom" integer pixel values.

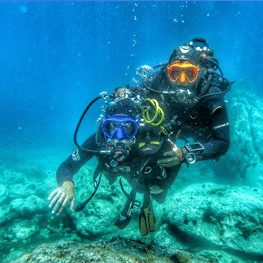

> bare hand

[
  {"left": 48, "top": 181, "right": 75, "bottom": 215},
  {"left": 157, "top": 139, "right": 183, "bottom": 168}
]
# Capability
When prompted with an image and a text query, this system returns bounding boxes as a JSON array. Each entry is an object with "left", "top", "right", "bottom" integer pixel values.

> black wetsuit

[
  {"left": 57, "top": 125, "right": 180, "bottom": 203},
  {"left": 133, "top": 68, "right": 230, "bottom": 162}
]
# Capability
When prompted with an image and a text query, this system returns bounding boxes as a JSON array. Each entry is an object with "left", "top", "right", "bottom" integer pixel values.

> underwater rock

[
  {"left": 10, "top": 195, "right": 48, "bottom": 217},
  {"left": 10, "top": 238, "right": 214, "bottom": 263},
  {"left": 0, "top": 205, "right": 15, "bottom": 226},
  {"left": 225, "top": 87, "right": 263, "bottom": 185},
  {"left": 11, "top": 220, "right": 38, "bottom": 241},
  {"left": 165, "top": 183, "right": 263, "bottom": 257},
  {"left": 250, "top": 107, "right": 263, "bottom": 160},
  {"left": 1, "top": 171, "right": 25, "bottom": 185},
  {"left": 72, "top": 168, "right": 130, "bottom": 238},
  {"left": 0, "top": 194, "right": 49, "bottom": 228},
  {"left": 1, "top": 168, "right": 52, "bottom": 200},
  {"left": 0, "top": 184, "right": 8, "bottom": 204}
]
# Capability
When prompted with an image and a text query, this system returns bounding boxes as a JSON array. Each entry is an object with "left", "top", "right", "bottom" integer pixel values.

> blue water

[
  {"left": 1, "top": 1, "right": 262, "bottom": 162},
  {"left": 1, "top": 2, "right": 263, "bottom": 262}
]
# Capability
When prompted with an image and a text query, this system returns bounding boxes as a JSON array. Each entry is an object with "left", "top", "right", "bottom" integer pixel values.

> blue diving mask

[{"left": 101, "top": 115, "right": 139, "bottom": 140}]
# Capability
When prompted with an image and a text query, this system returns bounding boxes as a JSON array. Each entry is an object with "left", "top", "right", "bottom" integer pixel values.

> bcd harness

[
  {"left": 75, "top": 136, "right": 165, "bottom": 234},
  {"left": 74, "top": 97, "right": 166, "bottom": 213}
]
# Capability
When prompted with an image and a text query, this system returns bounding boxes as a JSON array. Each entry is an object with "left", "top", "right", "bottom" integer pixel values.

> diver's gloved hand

[
  {"left": 157, "top": 139, "right": 183, "bottom": 168},
  {"left": 48, "top": 181, "right": 75, "bottom": 215}
]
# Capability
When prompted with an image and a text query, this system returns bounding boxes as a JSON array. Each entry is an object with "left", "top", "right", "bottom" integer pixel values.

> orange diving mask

[{"left": 167, "top": 61, "right": 199, "bottom": 84}]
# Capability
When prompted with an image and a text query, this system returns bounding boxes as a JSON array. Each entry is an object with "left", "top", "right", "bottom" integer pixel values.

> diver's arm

[
  {"left": 184, "top": 87, "right": 230, "bottom": 162},
  {"left": 48, "top": 133, "right": 99, "bottom": 215},
  {"left": 196, "top": 105, "right": 230, "bottom": 161},
  {"left": 56, "top": 133, "right": 99, "bottom": 186}
]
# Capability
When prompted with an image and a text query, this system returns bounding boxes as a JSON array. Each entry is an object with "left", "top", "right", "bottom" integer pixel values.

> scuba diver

[
  {"left": 48, "top": 87, "right": 181, "bottom": 236},
  {"left": 133, "top": 38, "right": 231, "bottom": 167}
]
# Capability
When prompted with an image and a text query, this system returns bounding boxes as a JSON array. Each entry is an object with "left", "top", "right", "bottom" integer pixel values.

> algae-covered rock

[
  {"left": 10, "top": 195, "right": 48, "bottom": 216},
  {"left": 165, "top": 183, "right": 263, "bottom": 256},
  {"left": 10, "top": 238, "right": 214, "bottom": 263},
  {"left": 11, "top": 221, "right": 38, "bottom": 241},
  {"left": 0, "top": 184, "right": 8, "bottom": 204},
  {"left": 225, "top": 87, "right": 263, "bottom": 185}
]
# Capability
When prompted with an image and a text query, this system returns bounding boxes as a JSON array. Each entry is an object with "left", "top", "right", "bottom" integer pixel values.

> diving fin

[
  {"left": 114, "top": 215, "right": 132, "bottom": 229},
  {"left": 139, "top": 194, "right": 155, "bottom": 236}
]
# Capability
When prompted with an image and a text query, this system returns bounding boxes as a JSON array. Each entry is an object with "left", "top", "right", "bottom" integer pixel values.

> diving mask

[
  {"left": 167, "top": 61, "right": 199, "bottom": 84},
  {"left": 102, "top": 115, "right": 138, "bottom": 140}
]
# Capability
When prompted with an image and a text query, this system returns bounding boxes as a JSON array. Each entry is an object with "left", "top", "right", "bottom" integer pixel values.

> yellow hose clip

[{"left": 141, "top": 98, "right": 167, "bottom": 135}]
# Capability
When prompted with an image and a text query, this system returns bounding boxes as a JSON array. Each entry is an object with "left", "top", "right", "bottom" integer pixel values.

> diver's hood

[
  {"left": 168, "top": 44, "right": 215, "bottom": 69},
  {"left": 169, "top": 46, "right": 198, "bottom": 64},
  {"left": 105, "top": 98, "right": 141, "bottom": 119}
]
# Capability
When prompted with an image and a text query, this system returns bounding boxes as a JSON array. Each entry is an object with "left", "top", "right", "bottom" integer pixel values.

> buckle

[{"left": 185, "top": 152, "right": 196, "bottom": 164}]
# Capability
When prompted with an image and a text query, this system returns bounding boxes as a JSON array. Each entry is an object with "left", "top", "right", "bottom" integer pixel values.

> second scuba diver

[
  {"left": 48, "top": 87, "right": 182, "bottom": 236},
  {"left": 134, "top": 38, "right": 231, "bottom": 167}
]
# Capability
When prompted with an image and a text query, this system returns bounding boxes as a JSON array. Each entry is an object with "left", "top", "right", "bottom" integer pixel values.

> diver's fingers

[
  {"left": 164, "top": 139, "right": 181, "bottom": 156},
  {"left": 163, "top": 150, "right": 176, "bottom": 157},
  {"left": 158, "top": 157, "right": 177, "bottom": 164},
  {"left": 167, "top": 138, "right": 176, "bottom": 147},
  {"left": 70, "top": 197, "right": 75, "bottom": 212},
  {"left": 158, "top": 157, "right": 180, "bottom": 167},
  {"left": 49, "top": 191, "right": 62, "bottom": 208},
  {"left": 52, "top": 193, "right": 66, "bottom": 214},
  {"left": 162, "top": 162, "right": 178, "bottom": 168},
  {"left": 57, "top": 196, "right": 70, "bottom": 215},
  {"left": 48, "top": 188, "right": 59, "bottom": 201}
]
